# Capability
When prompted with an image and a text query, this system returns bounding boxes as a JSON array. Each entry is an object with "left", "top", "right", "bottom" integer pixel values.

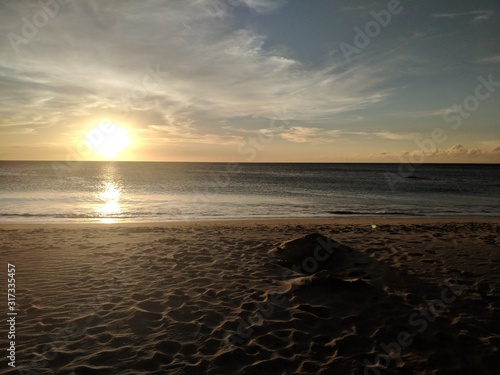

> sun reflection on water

[{"left": 96, "top": 181, "right": 122, "bottom": 223}]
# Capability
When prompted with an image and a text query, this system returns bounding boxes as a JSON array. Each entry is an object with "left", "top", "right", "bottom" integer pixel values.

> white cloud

[
  {"left": 234, "top": 0, "right": 287, "bottom": 13},
  {"left": 340, "top": 3, "right": 376, "bottom": 12},
  {"left": 478, "top": 140, "right": 500, "bottom": 149},
  {"left": 267, "top": 127, "right": 420, "bottom": 143},
  {"left": 477, "top": 55, "right": 500, "bottom": 65},
  {"left": 432, "top": 10, "right": 494, "bottom": 23},
  {"left": 148, "top": 124, "right": 242, "bottom": 144},
  {"left": 412, "top": 144, "right": 498, "bottom": 162},
  {"left": 370, "top": 144, "right": 500, "bottom": 162},
  {"left": 435, "top": 144, "right": 500, "bottom": 161},
  {"left": 372, "top": 131, "right": 420, "bottom": 140},
  {"left": 279, "top": 126, "right": 342, "bottom": 143}
]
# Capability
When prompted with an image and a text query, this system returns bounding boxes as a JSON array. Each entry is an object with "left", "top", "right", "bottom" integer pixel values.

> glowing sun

[{"left": 85, "top": 122, "right": 132, "bottom": 159}]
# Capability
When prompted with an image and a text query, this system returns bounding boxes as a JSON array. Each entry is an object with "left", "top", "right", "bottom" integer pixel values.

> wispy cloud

[
  {"left": 269, "top": 128, "right": 421, "bottom": 143},
  {"left": 372, "top": 131, "right": 419, "bottom": 140},
  {"left": 0, "top": 0, "right": 394, "bottom": 148},
  {"left": 148, "top": 124, "right": 242, "bottom": 144},
  {"left": 374, "top": 144, "right": 500, "bottom": 162},
  {"left": 476, "top": 55, "right": 500, "bottom": 65},
  {"left": 432, "top": 10, "right": 494, "bottom": 23},
  {"left": 427, "top": 144, "right": 500, "bottom": 162},
  {"left": 478, "top": 140, "right": 500, "bottom": 149},
  {"left": 235, "top": 0, "right": 287, "bottom": 13},
  {"left": 340, "top": 3, "right": 376, "bottom": 12},
  {"left": 0, "top": 125, "right": 38, "bottom": 135},
  {"left": 279, "top": 127, "right": 342, "bottom": 143},
  {"left": 190, "top": 0, "right": 287, "bottom": 19}
]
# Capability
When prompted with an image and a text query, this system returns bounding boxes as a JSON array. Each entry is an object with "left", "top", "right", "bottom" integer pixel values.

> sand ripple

[{"left": 0, "top": 221, "right": 498, "bottom": 374}]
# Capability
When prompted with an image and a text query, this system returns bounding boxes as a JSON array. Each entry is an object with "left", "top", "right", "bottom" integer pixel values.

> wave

[
  {"left": 0, "top": 213, "right": 139, "bottom": 219},
  {"left": 328, "top": 210, "right": 425, "bottom": 216},
  {"left": 1, "top": 209, "right": 498, "bottom": 222}
]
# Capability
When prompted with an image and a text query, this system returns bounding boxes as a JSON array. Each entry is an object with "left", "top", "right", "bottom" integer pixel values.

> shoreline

[{"left": 1, "top": 216, "right": 499, "bottom": 229}]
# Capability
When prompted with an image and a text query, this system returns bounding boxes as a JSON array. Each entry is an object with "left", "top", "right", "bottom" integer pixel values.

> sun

[{"left": 85, "top": 122, "right": 132, "bottom": 159}]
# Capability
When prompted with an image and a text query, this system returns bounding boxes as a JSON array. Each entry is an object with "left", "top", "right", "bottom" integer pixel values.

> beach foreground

[{"left": 1, "top": 219, "right": 499, "bottom": 374}]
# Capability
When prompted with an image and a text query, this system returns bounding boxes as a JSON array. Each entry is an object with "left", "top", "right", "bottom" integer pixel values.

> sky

[{"left": 1, "top": 0, "right": 499, "bottom": 162}]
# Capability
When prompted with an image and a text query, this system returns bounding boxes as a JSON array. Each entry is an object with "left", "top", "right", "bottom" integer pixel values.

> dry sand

[{"left": 0, "top": 219, "right": 498, "bottom": 374}]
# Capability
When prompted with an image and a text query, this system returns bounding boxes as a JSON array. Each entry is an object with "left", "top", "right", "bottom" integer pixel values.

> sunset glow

[
  {"left": 0, "top": 1, "right": 498, "bottom": 162},
  {"left": 84, "top": 123, "right": 132, "bottom": 160}
]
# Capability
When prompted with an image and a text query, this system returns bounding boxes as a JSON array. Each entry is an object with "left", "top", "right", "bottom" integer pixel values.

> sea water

[{"left": 0, "top": 161, "right": 498, "bottom": 223}]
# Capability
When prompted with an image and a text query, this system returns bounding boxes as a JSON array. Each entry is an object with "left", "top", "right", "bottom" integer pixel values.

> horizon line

[{"left": 1, "top": 160, "right": 499, "bottom": 165}]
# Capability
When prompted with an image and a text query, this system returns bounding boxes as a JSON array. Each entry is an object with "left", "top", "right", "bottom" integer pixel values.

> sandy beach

[{"left": 1, "top": 219, "right": 498, "bottom": 374}]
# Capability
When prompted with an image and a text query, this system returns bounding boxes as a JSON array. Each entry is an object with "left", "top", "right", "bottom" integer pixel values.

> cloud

[
  {"left": 335, "top": 130, "right": 421, "bottom": 141},
  {"left": 0, "top": 123, "right": 39, "bottom": 135},
  {"left": 189, "top": 0, "right": 285, "bottom": 19},
  {"left": 148, "top": 123, "right": 242, "bottom": 144},
  {"left": 1, "top": 0, "right": 499, "bottom": 161},
  {"left": 279, "top": 126, "right": 342, "bottom": 143},
  {"left": 372, "top": 131, "right": 419, "bottom": 141},
  {"left": 476, "top": 55, "right": 500, "bottom": 65},
  {"left": 432, "top": 10, "right": 494, "bottom": 23},
  {"left": 233, "top": 0, "right": 287, "bottom": 13},
  {"left": 402, "top": 144, "right": 500, "bottom": 162},
  {"left": 270, "top": 128, "right": 420, "bottom": 143},
  {"left": 478, "top": 140, "right": 500, "bottom": 149},
  {"left": 340, "top": 3, "right": 376, "bottom": 12},
  {"left": 369, "top": 144, "right": 500, "bottom": 163},
  {"left": 0, "top": 0, "right": 391, "bottom": 145},
  {"left": 435, "top": 144, "right": 500, "bottom": 161}
]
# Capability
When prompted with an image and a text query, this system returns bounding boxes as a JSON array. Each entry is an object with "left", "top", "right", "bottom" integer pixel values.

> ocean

[{"left": 0, "top": 161, "right": 498, "bottom": 223}]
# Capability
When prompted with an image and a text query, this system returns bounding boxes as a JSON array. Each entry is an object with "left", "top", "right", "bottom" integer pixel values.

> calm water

[{"left": 0, "top": 161, "right": 498, "bottom": 223}]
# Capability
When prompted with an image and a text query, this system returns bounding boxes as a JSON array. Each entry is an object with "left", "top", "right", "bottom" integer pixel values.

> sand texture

[{"left": 0, "top": 220, "right": 499, "bottom": 374}]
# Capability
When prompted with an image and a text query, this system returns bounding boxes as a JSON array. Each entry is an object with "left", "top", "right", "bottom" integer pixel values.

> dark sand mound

[
  {"left": 268, "top": 232, "right": 499, "bottom": 374},
  {"left": 273, "top": 232, "right": 350, "bottom": 263},
  {"left": 272, "top": 232, "right": 397, "bottom": 291}
]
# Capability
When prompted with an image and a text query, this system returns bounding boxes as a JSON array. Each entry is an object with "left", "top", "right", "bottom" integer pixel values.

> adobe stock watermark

[
  {"left": 384, "top": 73, "right": 499, "bottom": 191},
  {"left": 8, "top": 0, "right": 72, "bottom": 54},
  {"left": 339, "top": 0, "right": 404, "bottom": 63},
  {"left": 363, "top": 277, "right": 465, "bottom": 374},
  {"left": 443, "top": 74, "right": 500, "bottom": 130}
]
